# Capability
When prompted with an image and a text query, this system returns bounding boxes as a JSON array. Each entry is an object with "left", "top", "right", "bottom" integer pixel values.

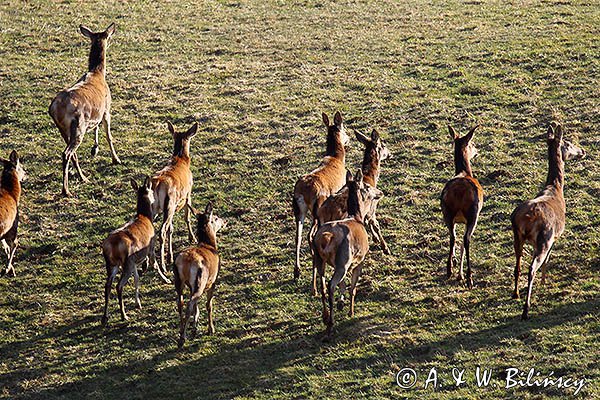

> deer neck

[
  {"left": 173, "top": 140, "right": 191, "bottom": 160},
  {"left": 346, "top": 185, "right": 364, "bottom": 224},
  {"left": 88, "top": 41, "right": 107, "bottom": 75},
  {"left": 361, "top": 147, "right": 379, "bottom": 187},
  {"left": 454, "top": 148, "right": 473, "bottom": 177},
  {"left": 0, "top": 169, "right": 20, "bottom": 202},
  {"left": 136, "top": 197, "right": 153, "bottom": 220},
  {"left": 545, "top": 141, "right": 564, "bottom": 190},
  {"left": 197, "top": 227, "right": 217, "bottom": 250},
  {"left": 326, "top": 131, "right": 345, "bottom": 161}
]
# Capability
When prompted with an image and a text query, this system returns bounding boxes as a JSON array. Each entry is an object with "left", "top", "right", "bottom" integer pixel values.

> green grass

[{"left": 1, "top": 0, "right": 599, "bottom": 398}]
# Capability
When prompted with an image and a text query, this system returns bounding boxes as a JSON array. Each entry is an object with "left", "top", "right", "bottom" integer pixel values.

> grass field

[{"left": 1, "top": 0, "right": 599, "bottom": 398}]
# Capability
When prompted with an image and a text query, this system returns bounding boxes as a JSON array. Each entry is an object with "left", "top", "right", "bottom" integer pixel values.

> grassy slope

[{"left": 0, "top": 0, "right": 599, "bottom": 398}]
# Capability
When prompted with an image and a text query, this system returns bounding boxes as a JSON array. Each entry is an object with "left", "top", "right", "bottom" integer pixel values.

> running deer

[
  {"left": 49, "top": 23, "right": 121, "bottom": 197},
  {"left": 174, "top": 202, "right": 226, "bottom": 348},
  {"left": 151, "top": 121, "right": 198, "bottom": 282},
  {"left": 511, "top": 122, "right": 585, "bottom": 320},
  {"left": 440, "top": 125, "right": 483, "bottom": 289},
  {"left": 317, "top": 129, "right": 391, "bottom": 254},
  {"left": 312, "top": 169, "right": 370, "bottom": 339},
  {"left": 293, "top": 111, "right": 349, "bottom": 282},
  {"left": 0, "top": 151, "right": 25, "bottom": 277},
  {"left": 101, "top": 176, "right": 161, "bottom": 325}
]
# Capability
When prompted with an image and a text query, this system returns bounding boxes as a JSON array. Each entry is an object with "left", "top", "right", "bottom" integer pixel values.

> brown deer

[
  {"left": 293, "top": 111, "right": 349, "bottom": 282},
  {"left": 317, "top": 129, "right": 391, "bottom": 254},
  {"left": 49, "top": 23, "right": 121, "bottom": 197},
  {"left": 101, "top": 176, "right": 161, "bottom": 325},
  {"left": 151, "top": 121, "right": 198, "bottom": 282},
  {"left": 440, "top": 125, "right": 483, "bottom": 289},
  {"left": 312, "top": 169, "right": 370, "bottom": 339},
  {"left": 511, "top": 122, "right": 585, "bottom": 320},
  {"left": 0, "top": 151, "right": 25, "bottom": 277},
  {"left": 174, "top": 202, "right": 226, "bottom": 348}
]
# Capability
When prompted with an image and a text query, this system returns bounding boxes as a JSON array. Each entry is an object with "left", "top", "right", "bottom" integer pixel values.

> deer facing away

[
  {"left": 49, "top": 23, "right": 121, "bottom": 197},
  {"left": 0, "top": 151, "right": 25, "bottom": 277},
  {"left": 511, "top": 122, "right": 585, "bottom": 320}
]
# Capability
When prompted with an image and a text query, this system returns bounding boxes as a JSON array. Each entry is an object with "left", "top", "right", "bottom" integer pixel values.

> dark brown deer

[
  {"left": 317, "top": 129, "right": 391, "bottom": 253},
  {"left": 174, "top": 202, "right": 226, "bottom": 348},
  {"left": 511, "top": 122, "right": 585, "bottom": 320},
  {"left": 293, "top": 111, "right": 349, "bottom": 282},
  {"left": 440, "top": 125, "right": 483, "bottom": 289},
  {"left": 312, "top": 169, "right": 370, "bottom": 339},
  {"left": 151, "top": 121, "right": 198, "bottom": 282},
  {"left": 49, "top": 23, "right": 121, "bottom": 197},
  {"left": 101, "top": 176, "right": 159, "bottom": 325},
  {"left": 0, "top": 151, "right": 25, "bottom": 277}
]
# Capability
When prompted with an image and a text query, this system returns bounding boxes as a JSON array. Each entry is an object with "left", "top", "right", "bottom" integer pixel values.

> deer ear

[
  {"left": 554, "top": 124, "right": 563, "bottom": 142},
  {"left": 105, "top": 23, "right": 116, "bottom": 38},
  {"left": 448, "top": 125, "right": 458, "bottom": 140},
  {"left": 333, "top": 111, "right": 343, "bottom": 127},
  {"left": 144, "top": 175, "right": 152, "bottom": 189},
  {"left": 80, "top": 25, "right": 94, "bottom": 39},
  {"left": 322, "top": 113, "right": 330, "bottom": 127},
  {"left": 130, "top": 178, "right": 139, "bottom": 192},
  {"left": 346, "top": 170, "right": 353, "bottom": 183},
  {"left": 354, "top": 130, "right": 370, "bottom": 144},
  {"left": 355, "top": 169, "right": 364, "bottom": 184},
  {"left": 186, "top": 122, "right": 198, "bottom": 138},
  {"left": 547, "top": 124, "right": 555, "bottom": 140},
  {"left": 204, "top": 201, "right": 213, "bottom": 216},
  {"left": 464, "top": 125, "right": 479, "bottom": 142},
  {"left": 9, "top": 150, "right": 18, "bottom": 164},
  {"left": 167, "top": 121, "right": 175, "bottom": 136},
  {"left": 371, "top": 129, "right": 380, "bottom": 142},
  {"left": 187, "top": 204, "right": 199, "bottom": 216}
]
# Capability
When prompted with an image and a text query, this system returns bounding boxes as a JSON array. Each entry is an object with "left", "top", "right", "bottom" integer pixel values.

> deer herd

[{"left": 0, "top": 23, "right": 589, "bottom": 345}]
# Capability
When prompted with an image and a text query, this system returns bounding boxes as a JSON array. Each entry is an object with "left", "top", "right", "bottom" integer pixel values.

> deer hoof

[
  {"left": 512, "top": 291, "right": 520, "bottom": 300},
  {"left": 337, "top": 300, "right": 344, "bottom": 311},
  {"left": 112, "top": 157, "right": 122, "bottom": 165},
  {"left": 91, "top": 145, "right": 99, "bottom": 158},
  {"left": 101, "top": 316, "right": 108, "bottom": 326}
]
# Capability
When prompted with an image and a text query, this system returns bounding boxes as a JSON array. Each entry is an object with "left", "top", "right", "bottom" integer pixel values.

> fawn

[
  {"left": 511, "top": 122, "right": 585, "bottom": 320},
  {"left": 0, "top": 151, "right": 25, "bottom": 277},
  {"left": 49, "top": 23, "right": 121, "bottom": 197},
  {"left": 293, "top": 111, "right": 349, "bottom": 282},
  {"left": 101, "top": 176, "right": 159, "bottom": 325},
  {"left": 441, "top": 125, "right": 483, "bottom": 289},
  {"left": 312, "top": 169, "right": 370, "bottom": 339},
  {"left": 151, "top": 121, "right": 198, "bottom": 282},
  {"left": 174, "top": 202, "right": 226, "bottom": 348}
]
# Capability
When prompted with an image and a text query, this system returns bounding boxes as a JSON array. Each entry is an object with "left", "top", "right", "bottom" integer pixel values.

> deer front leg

[{"left": 103, "top": 111, "right": 121, "bottom": 165}]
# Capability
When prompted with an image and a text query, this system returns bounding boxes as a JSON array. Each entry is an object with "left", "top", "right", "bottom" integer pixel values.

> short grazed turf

[{"left": 0, "top": 1, "right": 598, "bottom": 399}]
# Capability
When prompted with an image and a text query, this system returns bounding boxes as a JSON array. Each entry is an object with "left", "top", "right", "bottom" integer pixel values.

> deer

[
  {"left": 312, "top": 169, "right": 370, "bottom": 339},
  {"left": 151, "top": 121, "right": 198, "bottom": 283},
  {"left": 174, "top": 202, "right": 226, "bottom": 348},
  {"left": 440, "top": 125, "right": 483, "bottom": 289},
  {"left": 292, "top": 111, "right": 349, "bottom": 283},
  {"left": 101, "top": 176, "right": 162, "bottom": 325},
  {"left": 317, "top": 129, "right": 391, "bottom": 254},
  {"left": 49, "top": 23, "right": 121, "bottom": 197},
  {"left": 511, "top": 122, "right": 585, "bottom": 320},
  {"left": 0, "top": 151, "right": 25, "bottom": 277}
]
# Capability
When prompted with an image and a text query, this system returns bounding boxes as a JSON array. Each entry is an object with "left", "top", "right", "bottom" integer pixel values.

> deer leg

[
  {"left": 116, "top": 259, "right": 135, "bottom": 321},
  {"left": 348, "top": 262, "right": 364, "bottom": 318},
  {"left": 72, "top": 153, "right": 89, "bottom": 183},
  {"left": 174, "top": 267, "right": 185, "bottom": 330},
  {"left": 293, "top": 196, "right": 307, "bottom": 282},
  {"left": 337, "top": 280, "right": 347, "bottom": 311},
  {"left": 522, "top": 237, "right": 553, "bottom": 320},
  {"left": 62, "top": 122, "right": 85, "bottom": 197},
  {"left": 133, "top": 265, "right": 142, "bottom": 309},
  {"left": 327, "top": 253, "right": 350, "bottom": 337},
  {"left": 101, "top": 265, "right": 119, "bottom": 326},
  {"left": 512, "top": 231, "right": 524, "bottom": 299},
  {"left": 464, "top": 218, "right": 478, "bottom": 289},
  {"left": 167, "top": 221, "right": 174, "bottom": 265},
  {"left": 103, "top": 111, "right": 121, "bottom": 165},
  {"left": 370, "top": 216, "right": 391, "bottom": 255},
  {"left": 5, "top": 238, "right": 17, "bottom": 277},
  {"left": 313, "top": 250, "right": 328, "bottom": 326},
  {"left": 91, "top": 125, "right": 99, "bottom": 157},
  {"left": 179, "top": 278, "right": 207, "bottom": 348},
  {"left": 158, "top": 202, "right": 175, "bottom": 278},
  {"left": 206, "top": 286, "right": 215, "bottom": 335},
  {"left": 185, "top": 192, "right": 196, "bottom": 243},
  {"left": 3, "top": 219, "right": 18, "bottom": 277},
  {"left": 446, "top": 223, "right": 456, "bottom": 279},
  {"left": 540, "top": 245, "right": 553, "bottom": 286},
  {"left": 150, "top": 235, "right": 169, "bottom": 283}
]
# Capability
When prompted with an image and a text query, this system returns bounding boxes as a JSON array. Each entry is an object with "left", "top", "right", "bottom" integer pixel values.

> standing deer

[
  {"left": 511, "top": 122, "right": 585, "bottom": 320},
  {"left": 317, "top": 129, "right": 391, "bottom": 254},
  {"left": 312, "top": 169, "right": 370, "bottom": 339},
  {"left": 101, "top": 176, "right": 161, "bottom": 325},
  {"left": 293, "top": 111, "right": 349, "bottom": 282},
  {"left": 0, "top": 151, "right": 25, "bottom": 277},
  {"left": 440, "top": 125, "right": 483, "bottom": 289},
  {"left": 49, "top": 23, "right": 121, "bottom": 197},
  {"left": 174, "top": 202, "right": 226, "bottom": 348},
  {"left": 152, "top": 121, "right": 198, "bottom": 281}
]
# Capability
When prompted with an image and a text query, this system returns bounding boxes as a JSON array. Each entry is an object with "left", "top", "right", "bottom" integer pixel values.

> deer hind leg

[
  {"left": 185, "top": 192, "right": 196, "bottom": 243},
  {"left": 337, "top": 280, "right": 347, "bottom": 311},
  {"left": 206, "top": 286, "right": 215, "bottom": 335},
  {"left": 116, "top": 259, "right": 135, "bottom": 321},
  {"left": 102, "top": 264, "right": 119, "bottom": 325},
  {"left": 540, "top": 245, "right": 553, "bottom": 286},
  {"left": 72, "top": 153, "right": 89, "bottom": 183},
  {"left": 293, "top": 196, "right": 308, "bottom": 282},
  {"left": 463, "top": 217, "right": 479, "bottom": 289},
  {"left": 3, "top": 217, "right": 18, "bottom": 277},
  {"left": 512, "top": 229, "right": 524, "bottom": 299},
  {"left": 326, "top": 251, "right": 351, "bottom": 337},
  {"left": 91, "top": 125, "right": 99, "bottom": 157},
  {"left": 167, "top": 221, "right": 174, "bottom": 265},
  {"left": 446, "top": 223, "right": 456, "bottom": 279},
  {"left": 313, "top": 250, "right": 328, "bottom": 325},
  {"left": 348, "top": 261, "right": 364, "bottom": 318},
  {"left": 62, "top": 119, "right": 86, "bottom": 196},
  {"left": 522, "top": 234, "right": 553, "bottom": 320},
  {"left": 370, "top": 214, "right": 391, "bottom": 255},
  {"left": 174, "top": 267, "right": 185, "bottom": 331},
  {"left": 102, "top": 111, "right": 121, "bottom": 165},
  {"left": 133, "top": 265, "right": 142, "bottom": 309},
  {"left": 159, "top": 197, "right": 176, "bottom": 277},
  {"left": 150, "top": 235, "right": 169, "bottom": 284},
  {"left": 179, "top": 276, "right": 207, "bottom": 348}
]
